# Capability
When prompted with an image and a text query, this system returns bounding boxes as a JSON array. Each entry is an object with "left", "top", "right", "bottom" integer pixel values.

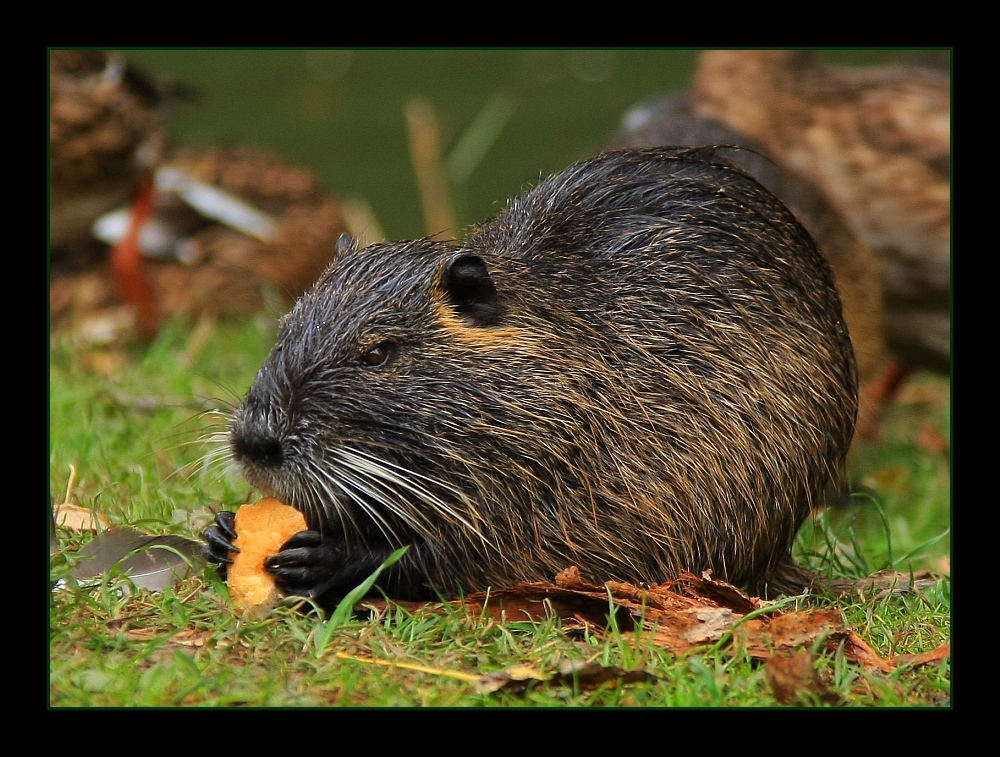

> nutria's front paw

[
  {"left": 264, "top": 531, "right": 385, "bottom": 604},
  {"left": 202, "top": 510, "right": 238, "bottom": 573}
]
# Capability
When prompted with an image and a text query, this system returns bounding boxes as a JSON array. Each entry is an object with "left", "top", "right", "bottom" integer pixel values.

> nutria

[
  {"left": 204, "top": 146, "right": 858, "bottom": 608},
  {"left": 607, "top": 93, "right": 886, "bottom": 433}
]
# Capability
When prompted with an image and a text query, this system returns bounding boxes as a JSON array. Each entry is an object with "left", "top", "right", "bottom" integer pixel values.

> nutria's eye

[{"left": 360, "top": 341, "right": 394, "bottom": 367}]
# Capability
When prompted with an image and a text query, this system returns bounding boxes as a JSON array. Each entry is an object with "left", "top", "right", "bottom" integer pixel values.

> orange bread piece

[{"left": 227, "top": 497, "right": 307, "bottom": 616}]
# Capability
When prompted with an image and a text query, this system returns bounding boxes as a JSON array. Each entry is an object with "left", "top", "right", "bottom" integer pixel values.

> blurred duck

[
  {"left": 50, "top": 49, "right": 172, "bottom": 338},
  {"left": 50, "top": 145, "right": 350, "bottom": 340},
  {"left": 49, "top": 50, "right": 166, "bottom": 250},
  {"left": 691, "top": 50, "right": 950, "bottom": 375},
  {"left": 50, "top": 52, "right": 352, "bottom": 341},
  {"left": 608, "top": 93, "right": 888, "bottom": 435}
]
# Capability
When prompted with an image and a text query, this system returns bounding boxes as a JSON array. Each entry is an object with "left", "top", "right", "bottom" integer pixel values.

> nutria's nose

[{"left": 231, "top": 428, "right": 285, "bottom": 469}]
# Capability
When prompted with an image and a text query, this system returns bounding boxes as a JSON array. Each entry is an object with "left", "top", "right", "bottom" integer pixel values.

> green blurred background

[{"left": 127, "top": 49, "right": 939, "bottom": 243}]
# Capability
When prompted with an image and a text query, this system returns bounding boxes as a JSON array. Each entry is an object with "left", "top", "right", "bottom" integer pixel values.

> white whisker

[{"left": 335, "top": 447, "right": 490, "bottom": 546}]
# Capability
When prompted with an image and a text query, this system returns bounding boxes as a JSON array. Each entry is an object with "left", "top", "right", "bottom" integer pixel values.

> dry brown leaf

[
  {"left": 52, "top": 465, "right": 111, "bottom": 540},
  {"left": 361, "top": 568, "right": 928, "bottom": 672},
  {"left": 841, "top": 631, "right": 898, "bottom": 673},
  {"left": 53, "top": 502, "right": 112, "bottom": 533},
  {"left": 762, "top": 608, "right": 849, "bottom": 649},
  {"left": 471, "top": 664, "right": 548, "bottom": 694},
  {"left": 553, "top": 660, "right": 658, "bottom": 690},
  {"left": 897, "top": 642, "right": 950, "bottom": 669},
  {"left": 731, "top": 608, "right": 850, "bottom": 662},
  {"left": 641, "top": 605, "right": 741, "bottom": 651},
  {"left": 461, "top": 582, "right": 637, "bottom": 631},
  {"left": 666, "top": 571, "right": 762, "bottom": 615},
  {"left": 766, "top": 650, "right": 839, "bottom": 705}
]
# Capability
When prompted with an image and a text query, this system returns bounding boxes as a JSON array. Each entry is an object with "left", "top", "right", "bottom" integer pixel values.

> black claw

[
  {"left": 215, "top": 509, "right": 237, "bottom": 540},
  {"left": 202, "top": 510, "right": 239, "bottom": 566}
]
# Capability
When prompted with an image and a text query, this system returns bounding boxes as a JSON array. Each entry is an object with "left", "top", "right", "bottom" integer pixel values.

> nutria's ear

[
  {"left": 333, "top": 232, "right": 356, "bottom": 262},
  {"left": 442, "top": 254, "right": 502, "bottom": 327}
]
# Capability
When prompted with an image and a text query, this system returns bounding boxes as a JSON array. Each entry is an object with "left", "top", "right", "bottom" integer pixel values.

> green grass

[
  {"left": 798, "top": 371, "right": 951, "bottom": 583},
  {"left": 49, "top": 318, "right": 950, "bottom": 707}
]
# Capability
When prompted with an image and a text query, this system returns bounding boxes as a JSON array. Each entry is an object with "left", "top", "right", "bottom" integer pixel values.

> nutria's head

[{"left": 230, "top": 236, "right": 506, "bottom": 547}]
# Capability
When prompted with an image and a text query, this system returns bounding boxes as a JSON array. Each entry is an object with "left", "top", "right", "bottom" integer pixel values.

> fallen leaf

[
  {"left": 841, "top": 631, "right": 897, "bottom": 673},
  {"left": 471, "top": 664, "right": 549, "bottom": 694},
  {"left": 761, "top": 608, "right": 849, "bottom": 649},
  {"left": 552, "top": 660, "right": 658, "bottom": 690},
  {"left": 359, "top": 568, "right": 931, "bottom": 673},
  {"left": 461, "top": 582, "right": 637, "bottom": 632},
  {"left": 897, "top": 642, "right": 950, "bottom": 669},
  {"left": 53, "top": 502, "right": 112, "bottom": 533},
  {"left": 125, "top": 628, "right": 208, "bottom": 648},
  {"left": 668, "top": 571, "right": 761, "bottom": 616},
  {"left": 766, "top": 650, "right": 838, "bottom": 705}
]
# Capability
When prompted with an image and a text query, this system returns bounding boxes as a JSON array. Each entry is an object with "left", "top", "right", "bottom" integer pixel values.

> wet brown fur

[{"left": 228, "top": 147, "right": 858, "bottom": 603}]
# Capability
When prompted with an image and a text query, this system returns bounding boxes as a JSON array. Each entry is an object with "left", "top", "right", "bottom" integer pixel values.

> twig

[
  {"left": 335, "top": 651, "right": 481, "bottom": 682},
  {"left": 405, "top": 98, "right": 457, "bottom": 241}
]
